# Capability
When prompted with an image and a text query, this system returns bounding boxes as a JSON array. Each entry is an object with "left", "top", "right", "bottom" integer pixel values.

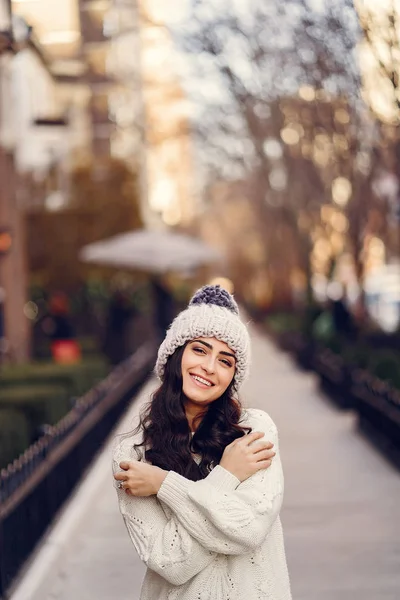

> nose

[{"left": 201, "top": 355, "right": 215, "bottom": 374}]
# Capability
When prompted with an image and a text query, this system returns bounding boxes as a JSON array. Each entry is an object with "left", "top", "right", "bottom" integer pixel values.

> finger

[
  {"left": 119, "top": 461, "right": 131, "bottom": 470},
  {"left": 114, "top": 472, "right": 128, "bottom": 481},
  {"left": 255, "top": 449, "right": 276, "bottom": 462},
  {"left": 252, "top": 441, "right": 274, "bottom": 454},
  {"left": 257, "top": 459, "right": 272, "bottom": 470},
  {"left": 243, "top": 431, "right": 265, "bottom": 445}
]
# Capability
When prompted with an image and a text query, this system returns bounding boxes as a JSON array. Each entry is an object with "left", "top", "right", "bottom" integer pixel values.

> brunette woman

[{"left": 113, "top": 285, "right": 291, "bottom": 600}]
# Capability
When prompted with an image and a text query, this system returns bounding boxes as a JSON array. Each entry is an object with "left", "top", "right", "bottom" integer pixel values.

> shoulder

[
  {"left": 240, "top": 407, "right": 278, "bottom": 435},
  {"left": 240, "top": 408, "right": 282, "bottom": 453},
  {"left": 112, "top": 433, "right": 144, "bottom": 471}
]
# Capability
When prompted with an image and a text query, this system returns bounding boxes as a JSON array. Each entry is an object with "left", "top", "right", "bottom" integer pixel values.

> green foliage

[
  {"left": 315, "top": 336, "right": 400, "bottom": 387},
  {"left": 0, "top": 358, "right": 110, "bottom": 461},
  {"left": 303, "top": 303, "right": 324, "bottom": 334},
  {"left": 0, "top": 358, "right": 109, "bottom": 398},
  {"left": 265, "top": 309, "right": 400, "bottom": 390},
  {"left": 368, "top": 351, "right": 400, "bottom": 390},
  {"left": 0, "top": 385, "right": 70, "bottom": 439},
  {"left": 342, "top": 344, "right": 371, "bottom": 369},
  {"left": 312, "top": 312, "right": 335, "bottom": 344},
  {"left": 324, "top": 335, "right": 344, "bottom": 355},
  {"left": 265, "top": 312, "right": 302, "bottom": 334},
  {"left": 0, "top": 409, "right": 30, "bottom": 470}
]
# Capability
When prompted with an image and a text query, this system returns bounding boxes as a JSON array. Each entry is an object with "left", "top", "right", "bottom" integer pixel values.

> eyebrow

[{"left": 190, "top": 339, "right": 236, "bottom": 361}]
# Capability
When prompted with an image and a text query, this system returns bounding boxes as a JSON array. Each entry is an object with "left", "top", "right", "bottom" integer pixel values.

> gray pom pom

[{"left": 189, "top": 285, "right": 239, "bottom": 315}]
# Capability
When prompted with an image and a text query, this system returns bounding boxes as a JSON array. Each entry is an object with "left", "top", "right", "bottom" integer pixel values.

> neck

[{"left": 184, "top": 402, "right": 206, "bottom": 433}]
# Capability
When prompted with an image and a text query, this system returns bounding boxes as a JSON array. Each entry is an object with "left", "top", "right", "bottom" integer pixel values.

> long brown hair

[{"left": 132, "top": 343, "right": 251, "bottom": 481}]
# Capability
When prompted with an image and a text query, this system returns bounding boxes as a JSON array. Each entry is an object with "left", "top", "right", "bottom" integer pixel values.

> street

[{"left": 10, "top": 324, "right": 400, "bottom": 600}]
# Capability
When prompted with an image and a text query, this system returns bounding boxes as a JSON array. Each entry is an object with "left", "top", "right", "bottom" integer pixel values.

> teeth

[{"left": 192, "top": 375, "right": 212, "bottom": 387}]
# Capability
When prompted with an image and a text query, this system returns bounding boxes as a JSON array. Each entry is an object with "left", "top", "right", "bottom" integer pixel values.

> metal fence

[{"left": 0, "top": 342, "right": 157, "bottom": 599}]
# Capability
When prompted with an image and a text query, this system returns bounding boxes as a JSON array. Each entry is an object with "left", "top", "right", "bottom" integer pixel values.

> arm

[
  {"left": 113, "top": 447, "right": 216, "bottom": 585},
  {"left": 157, "top": 416, "right": 284, "bottom": 556}
]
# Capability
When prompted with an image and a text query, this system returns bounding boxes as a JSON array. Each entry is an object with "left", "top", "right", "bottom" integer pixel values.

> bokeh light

[{"left": 332, "top": 177, "right": 352, "bottom": 206}]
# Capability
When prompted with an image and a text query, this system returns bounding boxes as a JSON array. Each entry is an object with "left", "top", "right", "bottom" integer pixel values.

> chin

[
  {"left": 183, "top": 382, "right": 216, "bottom": 403},
  {"left": 183, "top": 387, "right": 210, "bottom": 403}
]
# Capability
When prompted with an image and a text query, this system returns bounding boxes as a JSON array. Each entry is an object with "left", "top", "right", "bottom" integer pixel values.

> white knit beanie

[{"left": 155, "top": 285, "right": 251, "bottom": 390}]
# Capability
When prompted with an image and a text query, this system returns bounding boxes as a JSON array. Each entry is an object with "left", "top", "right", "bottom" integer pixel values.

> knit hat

[{"left": 155, "top": 285, "right": 251, "bottom": 390}]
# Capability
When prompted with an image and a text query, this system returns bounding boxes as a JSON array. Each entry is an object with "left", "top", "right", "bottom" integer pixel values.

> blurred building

[
  {"left": 140, "top": 0, "right": 195, "bottom": 229},
  {"left": 0, "top": 0, "right": 197, "bottom": 361},
  {"left": 0, "top": 2, "right": 71, "bottom": 361},
  {"left": 12, "top": 0, "right": 196, "bottom": 226},
  {"left": 11, "top": 0, "right": 141, "bottom": 206}
]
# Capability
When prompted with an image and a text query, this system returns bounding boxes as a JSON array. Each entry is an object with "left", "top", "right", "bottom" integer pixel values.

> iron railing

[{"left": 0, "top": 342, "right": 156, "bottom": 599}]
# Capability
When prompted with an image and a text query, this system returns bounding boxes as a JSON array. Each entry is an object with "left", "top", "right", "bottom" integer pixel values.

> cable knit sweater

[{"left": 112, "top": 408, "right": 292, "bottom": 600}]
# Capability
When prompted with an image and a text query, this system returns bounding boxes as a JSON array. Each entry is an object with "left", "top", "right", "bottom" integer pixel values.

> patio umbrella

[{"left": 79, "top": 229, "right": 222, "bottom": 274}]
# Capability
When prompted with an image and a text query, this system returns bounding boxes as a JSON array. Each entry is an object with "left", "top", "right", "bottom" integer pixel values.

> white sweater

[{"left": 112, "top": 408, "right": 292, "bottom": 600}]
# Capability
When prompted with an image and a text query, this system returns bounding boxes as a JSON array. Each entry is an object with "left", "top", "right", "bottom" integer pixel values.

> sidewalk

[{"left": 10, "top": 325, "right": 400, "bottom": 600}]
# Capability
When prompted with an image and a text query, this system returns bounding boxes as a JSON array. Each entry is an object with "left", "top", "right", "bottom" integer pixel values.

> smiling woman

[
  {"left": 112, "top": 285, "right": 292, "bottom": 600},
  {"left": 181, "top": 338, "right": 237, "bottom": 431}
]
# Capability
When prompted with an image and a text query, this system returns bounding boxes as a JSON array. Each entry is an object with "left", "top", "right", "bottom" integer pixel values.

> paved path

[{"left": 10, "top": 325, "right": 400, "bottom": 600}]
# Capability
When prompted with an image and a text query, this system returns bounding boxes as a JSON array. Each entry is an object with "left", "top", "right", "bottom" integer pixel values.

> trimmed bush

[
  {"left": 368, "top": 351, "right": 400, "bottom": 390},
  {"left": 324, "top": 335, "right": 344, "bottom": 355},
  {"left": 0, "top": 408, "right": 30, "bottom": 470},
  {"left": 0, "top": 357, "right": 109, "bottom": 398},
  {"left": 0, "top": 357, "right": 109, "bottom": 464},
  {"left": 0, "top": 385, "right": 71, "bottom": 442},
  {"left": 312, "top": 311, "right": 335, "bottom": 343},
  {"left": 265, "top": 312, "right": 302, "bottom": 334},
  {"left": 342, "top": 344, "right": 371, "bottom": 369}
]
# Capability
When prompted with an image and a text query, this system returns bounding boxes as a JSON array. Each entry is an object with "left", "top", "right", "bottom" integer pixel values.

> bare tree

[
  {"left": 358, "top": 0, "right": 400, "bottom": 118},
  {"left": 173, "top": 0, "right": 384, "bottom": 312},
  {"left": 357, "top": 0, "right": 400, "bottom": 254}
]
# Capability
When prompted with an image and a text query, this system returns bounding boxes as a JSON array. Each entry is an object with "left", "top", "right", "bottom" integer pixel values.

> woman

[{"left": 113, "top": 285, "right": 292, "bottom": 599}]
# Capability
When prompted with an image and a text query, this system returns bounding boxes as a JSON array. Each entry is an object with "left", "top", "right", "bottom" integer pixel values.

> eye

[
  {"left": 220, "top": 358, "right": 233, "bottom": 368},
  {"left": 192, "top": 346, "right": 206, "bottom": 355}
]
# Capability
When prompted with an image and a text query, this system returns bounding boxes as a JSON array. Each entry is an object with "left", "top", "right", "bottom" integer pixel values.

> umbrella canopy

[{"left": 79, "top": 229, "right": 222, "bottom": 274}]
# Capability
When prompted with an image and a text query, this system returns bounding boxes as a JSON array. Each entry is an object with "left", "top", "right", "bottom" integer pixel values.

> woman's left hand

[{"left": 114, "top": 460, "right": 168, "bottom": 497}]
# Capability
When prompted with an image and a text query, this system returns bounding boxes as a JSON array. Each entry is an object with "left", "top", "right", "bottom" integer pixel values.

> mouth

[{"left": 189, "top": 373, "right": 215, "bottom": 388}]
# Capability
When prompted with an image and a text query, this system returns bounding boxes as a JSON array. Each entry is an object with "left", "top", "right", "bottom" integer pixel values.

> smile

[{"left": 190, "top": 374, "right": 214, "bottom": 388}]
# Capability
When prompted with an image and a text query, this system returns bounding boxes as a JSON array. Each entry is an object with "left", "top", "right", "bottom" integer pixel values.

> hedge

[
  {"left": 0, "top": 408, "right": 31, "bottom": 470},
  {"left": 0, "top": 385, "right": 71, "bottom": 441},
  {"left": 0, "top": 358, "right": 109, "bottom": 397},
  {"left": 0, "top": 357, "right": 110, "bottom": 468},
  {"left": 266, "top": 310, "right": 400, "bottom": 391}
]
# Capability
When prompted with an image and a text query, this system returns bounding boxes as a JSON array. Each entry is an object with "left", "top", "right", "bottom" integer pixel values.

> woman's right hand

[{"left": 220, "top": 431, "right": 275, "bottom": 482}]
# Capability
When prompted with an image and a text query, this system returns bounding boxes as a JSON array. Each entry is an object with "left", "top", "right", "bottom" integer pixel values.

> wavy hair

[{"left": 132, "top": 343, "right": 251, "bottom": 481}]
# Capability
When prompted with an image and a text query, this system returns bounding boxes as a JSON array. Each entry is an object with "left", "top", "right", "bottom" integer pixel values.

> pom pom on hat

[
  {"left": 189, "top": 285, "right": 239, "bottom": 315},
  {"left": 155, "top": 284, "right": 251, "bottom": 390}
]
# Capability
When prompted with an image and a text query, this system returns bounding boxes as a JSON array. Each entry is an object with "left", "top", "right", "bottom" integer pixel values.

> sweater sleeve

[
  {"left": 157, "top": 410, "right": 284, "bottom": 555},
  {"left": 113, "top": 442, "right": 216, "bottom": 586}
]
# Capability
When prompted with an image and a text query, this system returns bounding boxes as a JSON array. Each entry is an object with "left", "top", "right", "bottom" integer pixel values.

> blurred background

[{"left": 1, "top": 0, "right": 400, "bottom": 596}]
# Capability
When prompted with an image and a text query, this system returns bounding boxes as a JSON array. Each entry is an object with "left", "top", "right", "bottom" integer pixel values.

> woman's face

[{"left": 181, "top": 337, "right": 236, "bottom": 406}]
